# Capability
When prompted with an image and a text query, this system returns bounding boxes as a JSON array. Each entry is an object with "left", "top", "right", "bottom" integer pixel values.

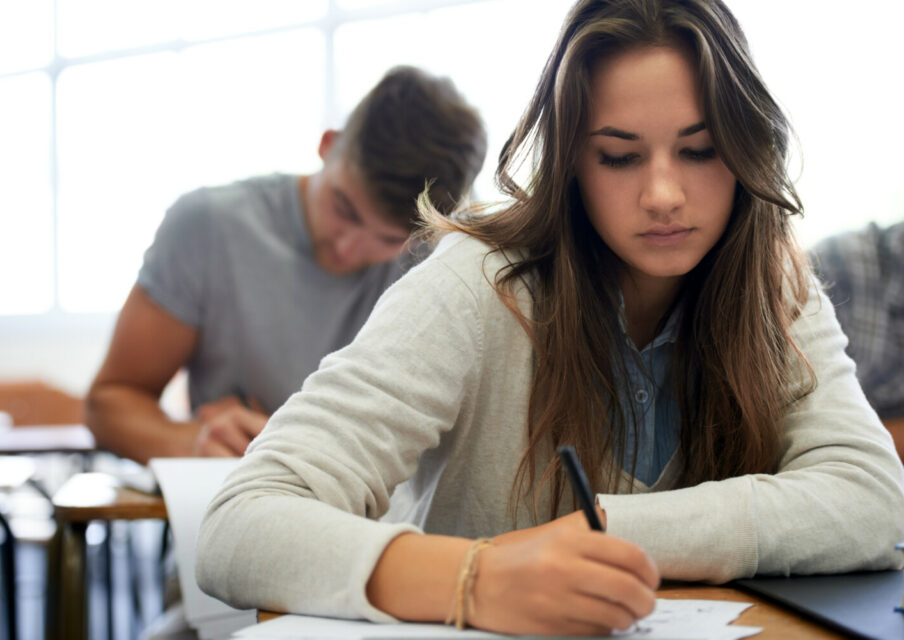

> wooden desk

[
  {"left": 657, "top": 583, "right": 843, "bottom": 638},
  {"left": 258, "top": 582, "right": 844, "bottom": 638},
  {"left": 48, "top": 472, "right": 167, "bottom": 640}
]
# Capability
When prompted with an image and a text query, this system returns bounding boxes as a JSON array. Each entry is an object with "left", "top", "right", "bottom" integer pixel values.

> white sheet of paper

[
  {"left": 198, "top": 611, "right": 262, "bottom": 640},
  {"left": 613, "top": 599, "right": 761, "bottom": 639},
  {"left": 232, "top": 599, "right": 762, "bottom": 640},
  {"left": 149, "top": 457, "right": 256, "bottom": 633},
  {"left": 234, "top": 614, "right": 501, "bottom": 639}
]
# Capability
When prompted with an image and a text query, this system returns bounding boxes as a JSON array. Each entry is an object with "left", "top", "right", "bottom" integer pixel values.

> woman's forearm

[
  {"left": 365, "top": 515, "right": 658, "bottom": 636},
  {"left": 366, "top": 533, "right": 472, "bottom": 622}
]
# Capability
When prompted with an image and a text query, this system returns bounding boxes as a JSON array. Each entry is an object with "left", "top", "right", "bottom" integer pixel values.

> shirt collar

[{"left": 616, "top": 290, "right": 682, "bottom": 353}]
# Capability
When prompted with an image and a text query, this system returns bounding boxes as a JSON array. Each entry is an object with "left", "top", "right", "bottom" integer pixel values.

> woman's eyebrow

[
  {"left": 678, "top": 121, "right": 706, "bottom": 137},
  {"left": 588, "top": 121, "right": 707, "bottom": 140},
  {"left": 590, "top": 126, "right": 638, "bottom": 140}
]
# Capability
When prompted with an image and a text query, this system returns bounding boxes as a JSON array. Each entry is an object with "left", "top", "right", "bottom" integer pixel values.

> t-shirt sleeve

[{"left": 136, "top": 189, "right": 212, "bottom": 327}]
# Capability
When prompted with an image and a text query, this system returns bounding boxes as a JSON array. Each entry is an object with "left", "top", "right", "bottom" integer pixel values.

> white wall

[
  {"left": 0, "top": 312, "right": 188, "bottom": 415},
  {"left": 0, "top": 314, "right": 114, "bottom": 396}
]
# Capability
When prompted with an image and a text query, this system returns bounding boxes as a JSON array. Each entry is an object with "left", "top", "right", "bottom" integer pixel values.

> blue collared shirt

[{"left": 615, "top": 301, "right": 682, "bottom": 487}]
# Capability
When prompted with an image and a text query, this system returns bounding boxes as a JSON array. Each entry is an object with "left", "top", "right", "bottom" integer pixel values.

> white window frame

[{"left": 0, "top": 0, "right": 496, "bottom": 339}]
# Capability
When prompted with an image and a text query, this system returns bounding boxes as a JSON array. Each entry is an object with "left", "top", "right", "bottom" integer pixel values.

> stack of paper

[
  {"left": 150, "top": 458, "right": 256, "bottom": 640},
  {"left": 232, "top": 599, "right": 761, "bottom": 640}
]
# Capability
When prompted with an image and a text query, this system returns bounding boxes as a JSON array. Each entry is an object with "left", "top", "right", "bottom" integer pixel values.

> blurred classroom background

[
  {"left": 0, "top": 1, "right": 902, "bottom": 638},
  {"left": 1, "top": 0, "right": 903, "bottom": 398}
]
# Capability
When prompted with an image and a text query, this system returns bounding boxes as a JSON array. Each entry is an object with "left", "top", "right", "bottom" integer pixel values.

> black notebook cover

[{"left": 734, "top": 570, "right": 904, "bottom": 640}]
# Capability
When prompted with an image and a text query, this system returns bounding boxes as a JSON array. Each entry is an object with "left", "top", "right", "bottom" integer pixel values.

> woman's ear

[{"left": 317, "top": 129, "right": 341, "bottom": 160}]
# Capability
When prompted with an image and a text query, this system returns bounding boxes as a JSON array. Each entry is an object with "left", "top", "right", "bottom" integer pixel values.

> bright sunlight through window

[{"left": 0, "top": 0, "right": 902, "bottom": 318}]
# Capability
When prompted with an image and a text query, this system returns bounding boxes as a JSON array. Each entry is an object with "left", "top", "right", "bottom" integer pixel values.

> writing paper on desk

[
  {"left": 233, "top": 599, "right": 760, "bottom": 640},
  {"left": 149, "top": 458, "right": 256, "bottom": 640}
]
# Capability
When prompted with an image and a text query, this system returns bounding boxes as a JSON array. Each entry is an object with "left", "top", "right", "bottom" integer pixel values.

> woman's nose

[{"left": 639, "top": 157, "right": 686, "bottom": 216}]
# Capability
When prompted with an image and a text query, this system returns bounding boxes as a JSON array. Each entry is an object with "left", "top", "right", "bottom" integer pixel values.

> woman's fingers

[
  {"left": 471, "top": 526, "right": 658, "bottom": 636},
  {"left": 574, "top": 558, "right": 658, "bottom": 620},
  {"left": 574, "top": 530, "right": 661, "bottom": 591}
]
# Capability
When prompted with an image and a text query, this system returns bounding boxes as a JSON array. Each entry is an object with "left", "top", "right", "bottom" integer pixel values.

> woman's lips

[{"left": 639, "top": 226, "right": 694, "bottom": 247}]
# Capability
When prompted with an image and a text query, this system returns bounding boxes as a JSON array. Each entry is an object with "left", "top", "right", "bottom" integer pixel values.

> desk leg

[
  {"left": 59, "top": 522, "right": 88, "bottom": 640},
  {"left": 44, "top": 525, "right": 61, "bottom": 640},
  {"left": 104, "top": 522, "right": 113, "bottom": 640},
  {"left": 1, "top": 515, "right": 17, "bottom": 640}
]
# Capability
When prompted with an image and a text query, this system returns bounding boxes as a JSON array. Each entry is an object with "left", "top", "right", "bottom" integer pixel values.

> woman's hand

[
  {"left": 492, "top": 507, "right": 608, "bottom": 546},
  {"left": 471, "top": 524, "right": 659, "bottom": 636},
  {"left": 367, "top": 511, "right": 658, "bottom": 637}
]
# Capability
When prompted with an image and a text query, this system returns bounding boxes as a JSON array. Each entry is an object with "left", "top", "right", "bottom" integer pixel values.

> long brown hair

[{"left": 423, "top": 0, "right": 815, "bottom": 520}]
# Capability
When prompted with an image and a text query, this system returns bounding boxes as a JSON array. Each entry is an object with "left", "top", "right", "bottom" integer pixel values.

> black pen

[
  {"left": 233, "top": 387, "right": 250, "bottom": 409},
  {"left": 557, "top": 445, "right": 605, "bottom": 532},
  {"left": 233, "top": 387, "right": 263, "bottom": 413}
]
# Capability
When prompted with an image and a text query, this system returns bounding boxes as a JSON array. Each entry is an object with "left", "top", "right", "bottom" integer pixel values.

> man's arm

[
  {"left": 883, "top": 417, "right": 904, "bottom": 462},
  {"left": 86, "top": 285, "right": 203, "bottom": 464}
]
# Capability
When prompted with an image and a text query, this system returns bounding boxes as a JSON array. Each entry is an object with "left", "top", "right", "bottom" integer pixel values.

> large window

[
  {"left": 0, "top": 0, "right": 577, "bottom": 319},
  {"left": 1, "top": 0, "right": 902, "bottom": 321}
]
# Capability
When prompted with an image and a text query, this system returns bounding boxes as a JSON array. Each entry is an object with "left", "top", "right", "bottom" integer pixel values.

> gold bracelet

[{"left": 445, "top": 537, "right": 495, "bottom": 629}]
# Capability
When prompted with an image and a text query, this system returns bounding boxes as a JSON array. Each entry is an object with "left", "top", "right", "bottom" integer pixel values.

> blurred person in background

[
  {"left": 811, "top": 220, "right": 904, "bottom": 460},
  {"left": 86, "top": 65, "right": 487, "bottom": 465}
]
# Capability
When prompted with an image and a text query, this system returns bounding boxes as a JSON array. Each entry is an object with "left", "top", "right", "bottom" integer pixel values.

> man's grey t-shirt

[{"left": 137, "top": 173, "right": 407, "bottom": 414}]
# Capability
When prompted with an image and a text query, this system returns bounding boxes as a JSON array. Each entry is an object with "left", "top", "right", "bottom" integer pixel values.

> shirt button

[{"left": 635, "top": 389, "right": 649, "bottom": 403}]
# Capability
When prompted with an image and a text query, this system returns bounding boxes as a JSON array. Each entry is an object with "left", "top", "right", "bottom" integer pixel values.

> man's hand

[{"left": 192, "top": 395, "right": 268, "bottom": 457}]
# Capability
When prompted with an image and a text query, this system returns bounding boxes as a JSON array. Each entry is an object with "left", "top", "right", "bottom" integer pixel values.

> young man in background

[{"left": 86, "top": 65, "right": 487, "bottom": 464}]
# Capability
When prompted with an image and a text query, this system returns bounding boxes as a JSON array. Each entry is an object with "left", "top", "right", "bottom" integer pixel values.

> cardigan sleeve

[
  {"left": 602, "top": 283, "right": 904, "bottom": 582},
  {"left": 195, "top": 237, "right": 489, "bottom": 620}
]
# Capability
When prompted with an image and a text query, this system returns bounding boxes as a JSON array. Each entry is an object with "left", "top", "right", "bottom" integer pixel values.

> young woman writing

[{"left": 196, "top": 0, "right": 904, "bottom": 635}]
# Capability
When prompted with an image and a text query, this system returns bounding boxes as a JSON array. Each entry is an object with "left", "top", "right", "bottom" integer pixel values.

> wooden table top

[
  {"left": 52, "top": 471, "right": 167, "bottom": 522},
  {"left": 657, "top": 582, "right": 843, "bottom": 639},
  {"left": 259, "top": 581, "right": 842, "bottom": 638}
]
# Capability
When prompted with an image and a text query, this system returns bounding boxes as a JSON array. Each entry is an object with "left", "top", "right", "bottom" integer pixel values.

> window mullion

[
  {"left": 50, "top": 0, "right": 61, "bottom": 312},
  {"left": 325, "top": 1, "right": 339, "bottom": 132}
]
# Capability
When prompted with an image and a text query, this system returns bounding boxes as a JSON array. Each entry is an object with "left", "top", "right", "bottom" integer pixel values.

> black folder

[{"left": 734, "top": 570, "right": 904, "bottom": 640}]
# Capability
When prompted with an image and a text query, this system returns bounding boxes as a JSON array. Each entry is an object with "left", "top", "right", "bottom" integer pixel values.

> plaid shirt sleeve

[{"left": 810, "top": 222, "right": 904, "bottom": 418}]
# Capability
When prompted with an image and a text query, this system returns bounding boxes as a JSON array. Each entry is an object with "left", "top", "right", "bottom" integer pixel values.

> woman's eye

[
  {"left": 681, "top": 147, "right": 717, "bottom": 162},
  {"left": 334, "top": 204, "right": 354, "bottom": 221},
  {"left": 598, "top": 152, "right": 638, "bottom": 168}
]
